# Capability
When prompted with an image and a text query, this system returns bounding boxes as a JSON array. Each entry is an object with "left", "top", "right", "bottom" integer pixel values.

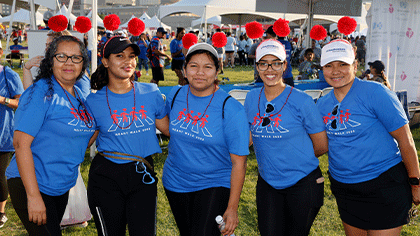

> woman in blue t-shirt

[
  {"left": 6, "top": 36, "right": 96, "bottom": 235},
  {"left": 87, "top": 36, "right": 169, "bottom": 236},
  {"left": 163, "top": 43, "right": 249, "bottom": 236},
  {"left": 137, "top": 33, "right": 149, "bottom": 75},
  {"left": 316, "top": 39, "right": 420, "bottom": 235},
  {"left": 244, "top": 39, "right": 328, "bottom": 236}
]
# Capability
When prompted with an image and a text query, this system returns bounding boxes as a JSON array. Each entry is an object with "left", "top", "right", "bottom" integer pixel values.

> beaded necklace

[
  {"left": 186, "top": 84, "right": 216, "bottom": 123},
  {"left": 106, "top": 81, "right": 135, "bottom": 129},
  {"left": 258, "top": 86, "right": 293, "bottom": 125}
]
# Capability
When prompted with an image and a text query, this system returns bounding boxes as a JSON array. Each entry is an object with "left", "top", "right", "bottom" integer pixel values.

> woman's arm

[
  {"left": 13, "top": 130, "right": 47, "bottom": 225},
  {"left": 88, "top": 130, "right": 99, "bottom": 148},
  {"left": 221, "top": 154, "right": 247, "bottom": 236},
  {"left": 156, "top": 115, "right": 170, "bottom": 137},
  {"left": 308, "top": 130, "right": 329, "bottom": 157},
  {"left": 0, "top": 94, "right": 21, "bottom": 109},
  {"left": 22, "top": 56, "right": 43, "bottom": 89},
  {"left": 390, "top": 124, "right": 420, "bottom": 205}
]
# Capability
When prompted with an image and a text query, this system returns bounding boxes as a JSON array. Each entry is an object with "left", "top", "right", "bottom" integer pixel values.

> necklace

[
  {"left": 186, "top": 84, "right": 216, "bottom": 123},
  {"left": 106, "top": 81, "right": 135, "bottom": 129},
  {"left": 258, "top": 86, "right": 293, "bottom": 121},
  {"left": 55, "top": 78, "right": 93, "bottom": 128}
]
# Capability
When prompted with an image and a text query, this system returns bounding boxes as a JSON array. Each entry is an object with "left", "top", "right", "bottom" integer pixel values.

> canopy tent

[
  {"left": 119, "top": 15, "right": 138, "bottom": 29},
  {"left": 191, "top": 15, "right": 221, "bottom": 28},
  {"left": 86, "top": 10, "right": 104, "bottom": 28},
  {"left": 0, "top": 0, "right": 55, "bottom": 11},
  {"left": 140, "top": 12, "right": 151, "bottom": 21},
  {"left": 0, "top": 8, "right": 43, "bottom": 25},
  {"left": 56, "top": 4, "right": 77, "bottom": 24},
  {"left": 144, "top": 15, "right": 171, "bottom": 30}
]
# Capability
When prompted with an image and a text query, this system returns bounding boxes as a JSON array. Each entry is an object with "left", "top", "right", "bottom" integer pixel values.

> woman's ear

[{"left": 102, "top": 58, "right": 108, "bottom": 68}]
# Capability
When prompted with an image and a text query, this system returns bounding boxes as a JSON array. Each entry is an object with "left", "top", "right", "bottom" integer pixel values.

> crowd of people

[{"left": 0, "top": 13, "right": 419, "bottom": 236}]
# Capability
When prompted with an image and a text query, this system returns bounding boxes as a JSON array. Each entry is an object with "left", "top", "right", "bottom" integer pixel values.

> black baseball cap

[
  {"left": 102, "top": 36, "right": 140, "bottom": 58},
  {"left": 157, "top": 27, "right": 167, "bottom": 34},
  {"left": 368, "top": 60, "right": 385, "bottom": 72}
]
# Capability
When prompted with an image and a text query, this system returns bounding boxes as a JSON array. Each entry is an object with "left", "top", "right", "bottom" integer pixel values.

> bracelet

[
  {"left": 4, "top": 97, "right": 10, "bottom": 105},
  {"left": 23, "top": 62, "right": 30, "bottom": 70},
  {"left": 412, "top": 185, "right": 420, "bottom": 188}
]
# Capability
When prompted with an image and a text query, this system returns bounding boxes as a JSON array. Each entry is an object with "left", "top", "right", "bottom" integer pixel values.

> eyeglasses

[
  {"left": 330, "top": 104, "right": 341, "bottom": 130},
  {"left": 54, "top": 53, "right": 84, "bottom": 64},
  {"left": 135, "top": 162, "right": 156, "bottom": 184},
  {"left": 256, "top": 61, "right": 284, "bottom": 71}
]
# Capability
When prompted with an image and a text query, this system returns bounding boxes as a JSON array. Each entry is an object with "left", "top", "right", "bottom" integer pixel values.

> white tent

[
  {"left": 56, "top": 5, "right": 77, "bottom": 24},
  {"left": 144, "top": 16, "right": 171, "bottom": 30},
  {"left": 139, "top": 12, "right": 151, "bottom": 21},
  {"left": 86, "top": 10, "right": 104, "bottom": 28},
  {"left": 0, "top": 0, "right": 55, "bottom": 11},
  {"left": 120, "top": 15, "right": 138, "bottom": 29},
  {"left": 191, "top": 15, "right": 221, "bottom": 28},
  {"left": 0, "top": 9, "right": 43, "bottom": 25}
]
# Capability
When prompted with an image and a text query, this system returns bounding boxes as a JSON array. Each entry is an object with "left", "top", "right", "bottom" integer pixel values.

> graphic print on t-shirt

[
  {"left": 322, "top": 107, "right": 361, "bottom": 131},
  {"left": 68, "top": 107, "right": 95, "bottom": 128},
  {"left": 251, "top": 112, "right": 289, "bottom": 134},
  {"left": 108, "top": 105, "right": 154, "bottom": 132},
  {"left": 171, "top": 108, "right": 212, "bottom": 137}
]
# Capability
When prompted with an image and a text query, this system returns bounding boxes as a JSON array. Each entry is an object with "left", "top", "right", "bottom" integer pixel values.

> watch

[
  {"left": 4, "top": 98, "right": 10, "bottom": 105},
  {"left": 408, "top": 177, "right": 420, "bottom": 185}
]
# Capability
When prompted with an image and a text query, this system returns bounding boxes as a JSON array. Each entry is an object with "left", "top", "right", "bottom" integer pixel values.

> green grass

[{"left": 3, "top": 39, "right": 417, "bottom": 235}]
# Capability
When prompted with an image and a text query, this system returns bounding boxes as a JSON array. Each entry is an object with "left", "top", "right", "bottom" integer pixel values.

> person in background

[
  {"left": 245, "top": 35, "right": 253, "bottom": 65},
  {"left": 298, "top": 49, "right": 320, "bottom": 80},
  {"left": 137, "top": 33, "right": 150, "bottom": 76},
  {"left": 237, "top": 35, "right": 247, "bottom": 66},
  {"left": 0, "top": 43, "right": 24, "bottom": 228},
  {"left": 366, "top": 60, "right": 391, "bottom": 89},
  {"left": 224, "top": 31, "right": 236, "bottom": 68},
  {"left": 6, "top": 35, "right": 96, "bottom": 235},
  {"left": 87, "top": 36, "right": 169, "bottom": 235},
  {"left": 6, "top": 38, "right": 27, "bottom": 68},
  {"left": 213, "top": 29, "right": 225, "bottom": 75},
  {"left": 317, "top": 39, "right": 420, "bottom": 236},
  {"left": 150, "top": 27, "right": 172, "bottom": 85},
  {"left": 41, "top": 11, "right": 53, "bottom": 31},
  {"left": 163, "top": 43, "right": 249, "bottom": 236},
  {"left": 170, "top": 27, "right": 187, "bottom": 85},
  {"left": 245, "top": 39, "right": 327, "bottom": 236}
]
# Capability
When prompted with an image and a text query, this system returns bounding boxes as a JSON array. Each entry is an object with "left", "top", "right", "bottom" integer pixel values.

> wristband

[{"left": 4, "top": 97, "right": 10, "bottom": 105}]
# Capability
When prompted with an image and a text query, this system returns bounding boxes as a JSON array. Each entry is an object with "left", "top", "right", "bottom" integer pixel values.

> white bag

[{"left": 60, "top": 168, "right": 92, "bottom": 226}]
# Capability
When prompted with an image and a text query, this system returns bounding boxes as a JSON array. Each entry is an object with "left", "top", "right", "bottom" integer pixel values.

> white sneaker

[{"left": 0, "top": 214, "right": 7, "bottom": 228}]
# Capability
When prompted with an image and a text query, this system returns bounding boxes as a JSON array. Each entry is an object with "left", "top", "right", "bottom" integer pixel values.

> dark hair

[
  {"left": 226, "top": 32, "right": 231, "bottom": 36},
  {"left": 35, "top": 35, "right": 89, "bottom": 98},
  {"left": 184, "top": 49, "right": 220, "bottom": 85},
  {"left": 91, "top": 47, "right": 135, "bottom": 90},
  {"left": 177, "top": 27, "right": 185, "bottom": 36},
  {"left": 304, "top": 48, "right": 314, "bottom": 57}
]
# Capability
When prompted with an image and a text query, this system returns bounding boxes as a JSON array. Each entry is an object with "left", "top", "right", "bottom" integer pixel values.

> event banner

[{"left": 366, "top": 0, "right": 420, "bottom": 102}]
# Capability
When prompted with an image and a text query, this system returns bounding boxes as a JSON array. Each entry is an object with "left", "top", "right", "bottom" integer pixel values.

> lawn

[{"left": 2, "top": 39, "right": 419, "bottom": 235}]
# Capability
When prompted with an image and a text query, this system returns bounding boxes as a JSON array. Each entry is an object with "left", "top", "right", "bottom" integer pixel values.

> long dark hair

[
  {"left": 184, "top": 49, "right": 220, "bottom": 85},
  {"left": 35, "top": 35, "right": 89, "bottom": 98}
]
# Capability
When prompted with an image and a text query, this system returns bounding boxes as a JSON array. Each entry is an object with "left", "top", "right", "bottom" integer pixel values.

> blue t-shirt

[
  {"left": 75, "top": 74, "right": 91, "bottom": 98},
  {"left": 0, "top": 66, "right": 24, "bottom": 151},
  {"left": 10, "top": 44, "right": 27, "bottom": 51},
  {"left": 6, "top": 77, "right": 96, "bottom": 196},
  {"left": 278, "top": 39, "right": 293, "bottom": 79},
  {"left": 316, "top": 78, "right": 407, "bottom": 184},
  {"left": 149, "top": 36, "right": 164, "bottom": 67},
  {"left": 162, "top": 86, "right": 249, "bottom": 193},
  {"left": 244, "top": 86, "right": 325, "bottom": 189},
  {"left": 86, "top": 82, "right": 166, "bottom": 164},
  {"left": 137, "top": 40, "right": 149, "bottom": 60},
  {"left": 169, "top": 38, "right": 184, "bottom": 60}
]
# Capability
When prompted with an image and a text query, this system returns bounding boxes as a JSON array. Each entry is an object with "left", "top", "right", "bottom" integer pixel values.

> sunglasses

[
  {"left": 330, "top": 104, "right": 341, "bottom": 130},
  {"left": 135, "top": 162, "right": 156, "bottom": 184},
  {"left": 261, "top": 102, "right": 275, "bottom": 127}
]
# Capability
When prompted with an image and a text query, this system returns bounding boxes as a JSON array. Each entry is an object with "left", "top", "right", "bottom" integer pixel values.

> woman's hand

[
  {"left": 24, "top": 55, "right": 44, "bottom": 70},
  {"left": 221, "top": 208, "right": 238, "bottom": 236},
  {"left": 27, "top": 194, "right": 47, "bottom": 225},
  {"left": 412, "top": 186, "right": 420, "bottom": 205}
]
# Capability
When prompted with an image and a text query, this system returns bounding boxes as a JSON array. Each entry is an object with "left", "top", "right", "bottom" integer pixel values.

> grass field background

[{"left": 1, "top": 39, "right": 419, "bottom": 235}]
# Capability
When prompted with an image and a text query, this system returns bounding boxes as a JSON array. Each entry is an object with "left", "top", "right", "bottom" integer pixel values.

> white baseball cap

[
  {"left": 256, "top": 39, "right": 286, "bottom": 62},
  {"left": 186, "top": 42, "right": 218, "bottom": 59},
  {"left": 320, "top": 39, "right": 355, "bottom": 67}
]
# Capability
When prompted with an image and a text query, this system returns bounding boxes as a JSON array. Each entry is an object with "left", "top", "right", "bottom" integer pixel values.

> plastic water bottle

[{"left": 215, "top": 215, "right": 235, "bottom": 236}]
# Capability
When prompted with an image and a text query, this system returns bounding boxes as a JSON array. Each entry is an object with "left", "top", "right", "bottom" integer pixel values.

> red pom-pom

[
  {"left": 310, "top": 25, "right": 327, "bottom": 41},
  {"left": 182, "top": 33, "right": 198, "bottom": 50},
  {"left": 212, "top": 32, "right": 227, "bottom": 48},
  {"left": 75, "top": 16, "right": 91, "bottom": 33},
  {"left": 128, "top": 18, "right": 145, "bottom": 36},
  {"left": 245, "top": 21, "right": 264, "bottom": 39},
  {"left": 273, "top": 18, "right": 290, "bottom": 37},
  {"left": 103, "top": 14, "right": 120, "bottom": 31},
  {"left": 337, "top": 16, "right": 357, "bottom": 35},
  {"left": 48, "top": 15, "right": 68, "bottom": 32}
]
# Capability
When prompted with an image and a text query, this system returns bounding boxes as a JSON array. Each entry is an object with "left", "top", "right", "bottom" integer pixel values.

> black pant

[
  {"left": 88, "top": 154, "right": 157, "bottom": 236},
  {"left": 164, "top": 187, "right": 230, "bottom": 236},
  {"left": 8, "top": 178, "right": 69, "bottom": 236},
  {"left": 238, "top": 50, "right": 246, "bottom": 65},
  {"left": 0, "top": 152, "right": 11, "bottom": 202},
  {"left": 256, "top": 167, "right": 324, "bottom": 236}
]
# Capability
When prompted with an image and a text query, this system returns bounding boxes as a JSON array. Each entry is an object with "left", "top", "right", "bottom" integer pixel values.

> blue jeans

[{"left": 138, "top": 58, "right": 149, "bottom": 71}]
